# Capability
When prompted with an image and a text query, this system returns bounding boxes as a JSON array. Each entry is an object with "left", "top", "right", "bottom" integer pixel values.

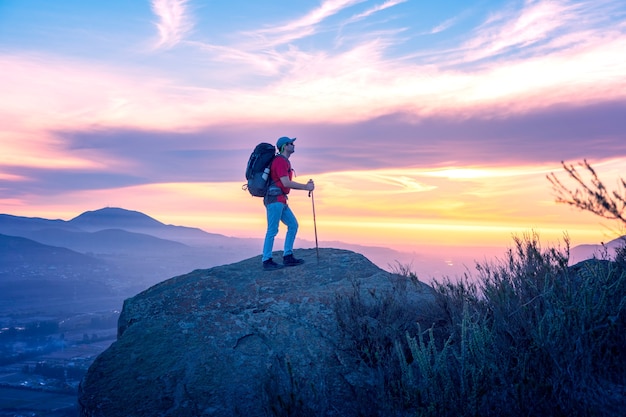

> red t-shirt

[{"left": 270, "top": 155, "right": 292, "bottom": 204}]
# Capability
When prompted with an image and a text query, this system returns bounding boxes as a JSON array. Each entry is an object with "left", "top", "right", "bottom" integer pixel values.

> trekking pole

[{"left": 309, "top": 185, "right": 319, "bottom": 262}]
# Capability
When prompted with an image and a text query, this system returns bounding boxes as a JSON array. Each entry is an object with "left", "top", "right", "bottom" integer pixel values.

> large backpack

[{"left": 243, "top": 142, "right": 276, "bottom": 197}]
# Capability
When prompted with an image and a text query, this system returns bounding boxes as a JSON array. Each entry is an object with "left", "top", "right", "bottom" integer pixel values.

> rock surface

[{"left": 78, "top": 248, "right": 438, "bottom": 416}]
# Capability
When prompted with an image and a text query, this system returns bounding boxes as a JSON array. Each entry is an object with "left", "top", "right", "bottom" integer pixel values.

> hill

[
  {"left": 0, "top": 234, "right": 117, "bottom": 311},
  {"left": 569, "top": 235, "right": 626, "bottom": 263},
  {"left": 0, "top": 213, "right": 79, "bottom": 235},
  {"left": 0, "top": 208, "right": 264, "bottom": 295},
  {"left": 19, "top": 227, "right": 189, "bottom": 254},
  {"left": 5, "top": 206, "right": 623, "bottom": 295},
  {"left": 68, "top": 207, "right": 230, "bottom": 245},
  {"left": 1, "top": 207, "right": 431, "bottom": 286},
  {"left": 0, "top": 233, "right": 103, "bottom": 267},
  {"left": 69, "top": 207, "right": 165, "bottom": 230}
]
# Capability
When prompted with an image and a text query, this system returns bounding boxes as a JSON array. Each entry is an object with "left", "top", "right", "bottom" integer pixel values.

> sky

[{"left": 1, "top": 0, "right": 625, "bottom": 264}]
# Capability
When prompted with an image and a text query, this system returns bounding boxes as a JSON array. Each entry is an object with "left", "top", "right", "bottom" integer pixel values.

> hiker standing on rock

[{"left": 262, "top": 136, "right": 314, "bottom": 270}]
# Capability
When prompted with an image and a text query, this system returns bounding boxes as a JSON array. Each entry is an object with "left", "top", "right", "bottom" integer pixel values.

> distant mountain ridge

[
  {"left": 0, "top": 208, "right": 265, "bottom": 299},
  {"left": 69, "top": 207, "right": 165, "bottom": 230},
  {"left": 0, "top": 233, "right": 103, "bottom": 267},
  {"left": 0, "top": 207, "right": 238, "bottom": 251},
  {"left": 21, "top": 227, "right": 189, "bottom": 254},
  {"left": 69, "top": 207, "right": 230, "bottom": 245},
  {"left": 0, "top": 213, "right": 81, "bottom": 234},
  {"left": 0, "top": 207, "right": 430, "bottom": 279},
  {"left": 569, "top": 236, "right": 626, "bottom": 263},
  {"left": 0, "top": 233, "right": 117, "bottom": 307},
  {"left": 3, "top": 206, "right": 620, "bottom": 284},
  {"left": 0, "top": 207, "right": 425, "bottom": 319},
  {"left": 0, "top": 207, "right": 416, "bottom": 267}
]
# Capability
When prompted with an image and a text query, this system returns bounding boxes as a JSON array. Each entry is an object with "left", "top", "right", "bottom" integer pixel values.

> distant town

[{"left": 0, "top": 309, "right": 118, "bottom": 416}]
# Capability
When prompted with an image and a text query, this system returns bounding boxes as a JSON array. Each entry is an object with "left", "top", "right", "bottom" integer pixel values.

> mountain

[
  {"left": 4, "top": 206, "right": 606, "bottom": 284},
  {"left": 0, "top": 207, "right": 422, "bottom": 277},
  {"left": 68, "top": 207, "right": 231, "bottom": 246},
  {"left": 0, "top": 206, "right": 259, "bottom": 262},
  {"left": 3, "top": 206, "right": 620, "bottom": 317},
  {"left": 569, "top": 235, "right": 626, "bottom": 264},
  {"left": 1, "top": 207, "right": 237, "bottom": 247},
  {"left": 20, "top": 227, "right": 189, "bottom": 254},
  {"left": 0, "top": 208, "right": 265, "bottom": 298},
  {"left": 0, "top": 213, "right": 80, "bottom": 235},
  {"left": 0, "top": 233, "right": 103, "bottom": 268},
  {"left": 0, "top": 234, "right": 117, "bottom": 310},
  {"left": 69, "top": 207, "right": 165, "bottom": 230}
]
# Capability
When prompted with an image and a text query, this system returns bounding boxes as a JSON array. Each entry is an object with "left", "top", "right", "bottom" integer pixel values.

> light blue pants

[{"left": 262, "top": 202, "right": 298, "bottom": 261}]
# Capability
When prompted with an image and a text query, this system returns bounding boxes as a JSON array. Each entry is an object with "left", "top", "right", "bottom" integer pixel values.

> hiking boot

[
  {"left": 283, "top": 254, "right": 305, "bottom": 266},
  {"left": 263, "top": 258, "right": 284, "bottom": 271}
]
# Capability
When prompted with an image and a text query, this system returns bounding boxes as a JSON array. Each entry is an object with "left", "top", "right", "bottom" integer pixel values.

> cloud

[
  {"left": 188, "top": 0, "right": 408, "bottom": 78},
  {"left": 429, "top": 16, "right": 459, "bottom": 34},
  {"left": 460, "top": 0, "right": 571, "bottom": 62},
  {"left": 2, "top": 14, "right": 625, "bottom": 135},
  {"left": 133, "top": 1, "right": 626, "bottom": 125},
  {"left": 200, "top": 1, "right": 626, "bottom": 123},
  {"left": 344, "top": 0, "right": 408, "bottom": 24},
  {"left": 151, "top": 0, "right": 193, "bottom": 49},
  {"left": 454, "top": 0, "right": 622, "bottom": 65},
  {"left": 7, "top": 97, "right": 614, "bottom": 199},
  {"left": 246, "top": 0, "right": 367, "bottom": 48},
  {"left": 2, "top": 0, "right": 625, "bottom": 202}
]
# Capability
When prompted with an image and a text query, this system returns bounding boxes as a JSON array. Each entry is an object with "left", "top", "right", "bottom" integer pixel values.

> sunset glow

[{"left": 1, "top": 0, "right": 625, "bottom": 271}]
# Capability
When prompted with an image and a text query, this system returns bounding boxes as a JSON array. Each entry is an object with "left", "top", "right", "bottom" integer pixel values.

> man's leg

[
  {"left": 262, "top": 202, "right": 284, "bottom": 262},
  {"left": 281, "top": 206, "right": 303, "bottom": 266},
  {"left": 281, "top": 205, "right": 298, "bottom": 256}
]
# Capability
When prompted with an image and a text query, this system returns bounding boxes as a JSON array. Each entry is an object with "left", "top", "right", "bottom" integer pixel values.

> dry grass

[{"left": 267, "top": 234, "right": 626, "bottom": 416}]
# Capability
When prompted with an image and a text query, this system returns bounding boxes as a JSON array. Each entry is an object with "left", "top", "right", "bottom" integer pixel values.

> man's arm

[{"left": 279, "top": 176, "right": 314, "bottom": 191}]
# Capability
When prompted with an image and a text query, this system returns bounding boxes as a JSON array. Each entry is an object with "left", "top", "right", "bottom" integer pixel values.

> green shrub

[
  {"left": 330, "top": 233, "right": 626, "bottom": 417},
  {"left": 333, "top": 275, "right": 440, "bottom": 416}
]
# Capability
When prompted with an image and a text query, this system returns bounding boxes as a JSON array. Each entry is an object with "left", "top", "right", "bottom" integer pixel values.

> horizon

[
  {"left": 1, "top": 1, "right": 625, "bottom": 257},
  {"left": 1, "top": 205, "right": 619, "bottom": 279}
]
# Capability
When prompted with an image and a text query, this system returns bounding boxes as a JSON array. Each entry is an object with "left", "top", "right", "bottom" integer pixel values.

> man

[{"left": 262, "top": 136, "right": 315, "bottom": 270}]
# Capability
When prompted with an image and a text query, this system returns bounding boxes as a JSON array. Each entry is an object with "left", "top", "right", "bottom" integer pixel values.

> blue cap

[{"left": 276, "top": 136, "right": 296, "bottom": 149}]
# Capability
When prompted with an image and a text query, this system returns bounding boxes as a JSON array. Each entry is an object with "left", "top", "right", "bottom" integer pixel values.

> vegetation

[
  {"left": 548, "top": 158, "right": 626, "bottom": 263},
  {"left": 548, "top": 159, "right": 626, "bottom": 226},
  {"left": 329, "top": 234, "right": 626, "bottom": 417}
]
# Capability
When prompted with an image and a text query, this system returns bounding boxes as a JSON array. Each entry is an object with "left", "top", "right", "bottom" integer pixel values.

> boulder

[{"left": 78, "top": 248, "right": 438, "bottom": 416}]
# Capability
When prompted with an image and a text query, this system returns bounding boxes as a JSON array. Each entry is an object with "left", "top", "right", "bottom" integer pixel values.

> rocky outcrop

[{"left": 78, "top": 248, "right": 439, "bottom": 416}]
